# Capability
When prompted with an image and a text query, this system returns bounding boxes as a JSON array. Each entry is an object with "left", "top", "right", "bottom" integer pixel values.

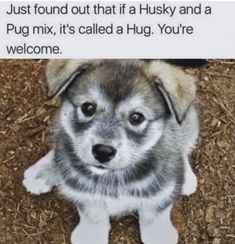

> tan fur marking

[
  {"left": 46, "top": 59, "right": 102, "bottom": 97},
  {"left": 145, "top": 61, "right": 197, "bottom": 123}
]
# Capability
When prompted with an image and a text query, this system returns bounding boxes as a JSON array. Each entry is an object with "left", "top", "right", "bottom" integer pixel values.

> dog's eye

[
  {"left": 129, "top": 112, "right": 145, "bottom": 126},
  {"left": 81, "top": 102, "right": 96, "bottom": 117}
]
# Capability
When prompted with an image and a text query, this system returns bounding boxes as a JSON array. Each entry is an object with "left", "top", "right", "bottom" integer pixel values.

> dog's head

[{"left": 46, "top": 60, "right": 196, "bottom": 172}]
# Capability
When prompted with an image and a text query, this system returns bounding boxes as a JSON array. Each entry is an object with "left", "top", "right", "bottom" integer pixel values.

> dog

[{"left": 23, "top": 59, "right": 199, "bottom": 244}]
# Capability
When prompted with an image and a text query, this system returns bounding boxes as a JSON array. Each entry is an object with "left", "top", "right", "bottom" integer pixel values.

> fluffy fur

[{"left": 23, "top": 60, "right": 199, "bottom": 244}]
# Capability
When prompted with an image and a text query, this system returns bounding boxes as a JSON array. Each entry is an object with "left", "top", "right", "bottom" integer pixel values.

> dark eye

[
  {"left": 81, "top": 102, "right": 96, "bottom": 117},
  {"left": 129, "top": 112, "right": 145, "bottom": 126}
]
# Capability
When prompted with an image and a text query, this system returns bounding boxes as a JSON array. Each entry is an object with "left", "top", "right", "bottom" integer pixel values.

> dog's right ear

[{"left": 46, "top": 59, "right": 101, "bottom": 98}]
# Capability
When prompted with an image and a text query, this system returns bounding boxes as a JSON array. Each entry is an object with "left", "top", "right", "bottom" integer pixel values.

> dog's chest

[
  {"left": 104, "top": 195, "right": 152, "bottom": 216},
  {"left": 59, "top": 180, "right": 176, "bottom": 216}
]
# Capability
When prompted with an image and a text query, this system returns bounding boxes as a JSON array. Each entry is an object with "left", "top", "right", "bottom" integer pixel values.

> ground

[{"left": 0, "top": 60, "right": 234, "bottom": 244}]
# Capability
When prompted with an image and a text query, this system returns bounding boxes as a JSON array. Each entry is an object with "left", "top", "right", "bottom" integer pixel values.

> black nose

[{"left": 92, "top": 144, "right": 116, "bottom": 163}]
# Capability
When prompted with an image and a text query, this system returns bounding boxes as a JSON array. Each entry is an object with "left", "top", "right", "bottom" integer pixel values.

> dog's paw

[
  {"left": 139, "top": 205, "right": 178, "bottom": 244},
  {"left": 71, "top": 222, "right": 109, "bottom": 244},
  {"left": 23, "top": 164, "right": 54, "bottom": 195},
  {"left": 182, "top": 171, "right": 198, "bottom": 196},
  {"left": 23, "top": 151, "right": 57, "bottom": 195},
  {"left": 140, "top": 222, "right": 178, "bottom": 244}
]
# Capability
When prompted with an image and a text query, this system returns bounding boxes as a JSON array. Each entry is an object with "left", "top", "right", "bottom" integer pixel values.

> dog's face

[
  {"left": 63, "top": 61, "right": 169, "bottom": 171},
  {"left": 47, "top": 60, "right": 196, "bottom": 172}
]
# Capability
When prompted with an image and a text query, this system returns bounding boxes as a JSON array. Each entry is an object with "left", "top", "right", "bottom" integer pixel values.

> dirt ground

[{"left": 0, "top": 60, "right": 234, "bottom": 244}]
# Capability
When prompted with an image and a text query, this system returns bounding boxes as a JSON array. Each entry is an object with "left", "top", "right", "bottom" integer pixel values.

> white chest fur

[{"left": 59, "top": 180, "right": 176, "bottom": 216}]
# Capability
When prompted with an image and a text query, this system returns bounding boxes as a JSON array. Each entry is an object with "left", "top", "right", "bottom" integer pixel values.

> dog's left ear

[
  {"left": 46, "top": 59, "right": 101, "bottom": 98},
  {"left": 147, "top": 61, "right": 197, "bottom": 124}
]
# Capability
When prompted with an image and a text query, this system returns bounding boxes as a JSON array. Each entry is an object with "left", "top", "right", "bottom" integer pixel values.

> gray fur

[
  {"left": 53, "top": 60, "right": 198, "bottom": 210},
  {"left": 23, "top": 60, "right": 199, "bottom": 244}
]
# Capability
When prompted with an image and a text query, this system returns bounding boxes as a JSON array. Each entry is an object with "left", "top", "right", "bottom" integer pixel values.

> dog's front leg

[
  {"left": 23, "top": 149, "right": 59, "bottom": 194},
  {"left": 71, "top": 204, "right": 110, "bottom": 244},
  {"left": 182, "top": 155, "right": 198, "bottom": 196},
  {"left": 139, "top": 204, "right": 178, "bottom": 244}
]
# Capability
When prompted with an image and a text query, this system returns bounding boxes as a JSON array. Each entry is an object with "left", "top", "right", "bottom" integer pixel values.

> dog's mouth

[
  {"left": 87, "top": 164, "right": 110, "bottom": 175},
  {"left": 94, "top": 165, "right": 107, "bottom": 169}
]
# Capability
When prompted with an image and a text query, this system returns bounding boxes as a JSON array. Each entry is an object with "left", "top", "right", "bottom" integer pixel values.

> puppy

[{"left": 23, "top": 60, "right": 199, "bottom": 244}]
